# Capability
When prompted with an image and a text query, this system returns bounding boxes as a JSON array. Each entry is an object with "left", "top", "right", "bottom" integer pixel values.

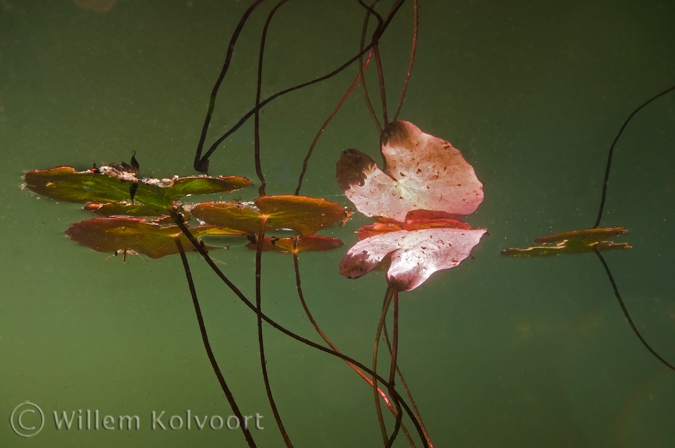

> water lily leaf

[
  {"left": 336, "top": 121, "right": 484, "bottom": 222},
  {"left": 192, "top": 195, "right": 348, "bottom": 236},
  {"left": 23, "top": 166, "right": 251, "bottom": 213},
  {"left": 65, "top": 217, "right": 245, "bottom": 259},
  {"left": 246, "top": 235, "right": 343, "bottom": 253},
  {"left": 340, "top": 228, "right": 486, "bottom": 291},
  {"left": 501, "top": 226, "right": 631, "bottom": 258},
  {"left": 532, "top": 226, "right": 628, "bottom": 244}
]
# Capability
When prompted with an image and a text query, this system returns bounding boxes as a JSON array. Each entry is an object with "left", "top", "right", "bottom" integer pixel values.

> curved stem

[
  {"left": 193, "top": 0, "right": 266, "bottom": 173},
  {"left": 392, "top": 0, "right": 418, "bottom": 121},
  {"left": 197, "top": 0, "right": 407, "bottom": 171},
  {"left": 373, "top": 287, "right": 395, "bottom": 445},
  {"left": 358, "top": 0, "right": 383, "bottom": 134},
  {"left": 254, "top": 0, "right": 289, "bottom": 196},
  {"left": 385, "top": 290, "right": 403, "bottom": 448},
  {"left": 168, "top": 209, "right": 429, "bottom": 447},
  {"left": 593, "top": 247, "right": 675, "bottom": 371},
  {"left": 254, "top": 217, "right": 294, "bottom": 446},
  {"left": 593, "top": 84, "right": 675, "bottom": 228},
  {"left": 291, "top": 247, "right": 417, "bottom": 447},
  {"left": 173, "top": 236, "right": 257, "bottom": 447}
]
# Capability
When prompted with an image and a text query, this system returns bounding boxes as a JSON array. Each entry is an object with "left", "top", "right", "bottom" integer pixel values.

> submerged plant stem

[
  {"left": 174, "top": 236, "right": 257, "bottom": 448},
  {"left": 254, "top": 216, "right": 294, "bottom": 446},
  {"left": 373, "top": 287, "right": 395, "bottom": 445},
  {"left": 593, "top": 247, "right": 675, "bottom": 371},
  {"left": 291, "top": 248, "right": 417, "bottom": 447},
  {"left": 169, "top": 209, "right": 428, "bottom": 447}
]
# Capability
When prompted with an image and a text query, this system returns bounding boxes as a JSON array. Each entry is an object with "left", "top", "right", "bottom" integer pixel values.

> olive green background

[{"left": 1, "top": 0, "right": 673, "bottom": 446}]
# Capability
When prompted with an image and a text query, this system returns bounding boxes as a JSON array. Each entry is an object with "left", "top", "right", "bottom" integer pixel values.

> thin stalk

[
  {"left": 294, "top": 50, "right": 375, "bottom": 195},
  {"left": 385, "top": 290, "right": 402, "bottom": 448},
  {"left": 384, "top": 324, "right": 433, "bottom": 447},
  {"left": 254, "top": 0, "right": 290, "bottom": 196},
  {"left": 358, "top": 0, "right": 383, "bottom": 134},
  {"left": 194, "top": 0, "right": 266, "bottom": 173},
  {"left": 291, "top": 245, "right": 417, "bottom": 447},
  {"left": 593, "top": 84, "right": 675, "bottom": 228},
  {"left": 168, "top": 209, "right": 429, "bottom": 448},
  {"left": 254, "top": 217, "right": 294, "bottom": 446},
  {"left": 173, "top": 236, "right": 257, "bottom": 448},
  {"left": 197, "top": 0, "right": 407, "bottom": 171},
  {"left": 593, "top": 247, "right": 675, "bottom": 371},
  {"left": 392, "top": 0, "right": 418, "bottom": 121},
  {"left": 373, "top": 287, "right": 395, "bottom": 445}
]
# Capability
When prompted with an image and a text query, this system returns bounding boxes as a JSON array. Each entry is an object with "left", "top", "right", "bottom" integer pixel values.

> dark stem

[
  {"left": 593, "top": 84, "right": 675, "bottom": 228},
  {"left": 194, "top": 0, "right": 266, "bottom": 174},
  {"left": 254, "top": 0, "right": 289, "bottom": 196},
  {"left": 167, "top": 209, "right": 429, "bottom": 447},
  {"left": 384, "top": 324, "right": 433, "bottom": 447},
  {"left": 373, "top": 287, "right": 395, "bottom": 445},
  {"left": 293, "top": 51, "right": 375, "bottom": 195},
  {"left": 196, "top": 0, "right": 407, "bottom": 172},
  {"left": 358, "top": 0, "right": 383, "bottom": 134},
  {"left": 385, "top": 290, "right": 403, "bottom": 448},
  {"left": 392, "top": 0, "right": 418, "bottom": 121},
  {"left": 593, "top": 247, "right": 675, "bottom": 371},
  {"left": 254, "top": 217, "right": 294, "bottom": 446},
  {"left": 173, "top": 236, "right": 257, "bottom": 448},
  {"left": 291, "top": 245, "right": 417, "bottom": 447}
]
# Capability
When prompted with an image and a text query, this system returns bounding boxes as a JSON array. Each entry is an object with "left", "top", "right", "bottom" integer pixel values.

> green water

[{"left": 1, "top": 1, "right": 674, "bottom": 447}]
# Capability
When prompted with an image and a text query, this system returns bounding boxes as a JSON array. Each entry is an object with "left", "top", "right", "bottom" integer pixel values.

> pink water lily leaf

[
  {"left": 337, "top": 120, "right": 484, "bottom": 222},
  {"left": 336, "top": 121, "right": 486, "bottom": 291},
  {"left": 340, "top": 228, "right": 486, "bottom": 292}
]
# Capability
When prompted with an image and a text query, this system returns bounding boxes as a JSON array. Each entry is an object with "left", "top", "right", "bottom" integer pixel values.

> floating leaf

[
  {"left": 340, "top": 228, "right": 486, "bottom": 292},
  {"left": 246, "top": 235, "right": 343, "bottom": 253},
  {"left": 65, "top": 217, "right": 246, "bottom": 259},
  {"left": 23, "top": 166, "right": 251, "bottom": 213},
  {"left": 192, "top": 195, "right": 348, "bottom": 236},
  {"left": 336, "top": 121, "right": 484, "bottom": 222},
  {"left": 501, "top": 226, "right": 631, "bottom": 258}
]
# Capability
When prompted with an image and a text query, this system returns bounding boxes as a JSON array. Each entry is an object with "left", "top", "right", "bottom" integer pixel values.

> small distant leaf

[
  {"left": 340, "top": 228, "right": 486, "bottom": 292},
  {"left": 23, "top": 166, "right": 251, "bottom": 213},
  {"left": 192, "top": 195, "right": 348, "bottom": 236},
  {"left": 532, "top": 226, "right": 628, "bottom": 244},
  {"left": 246, "top": 235, "right": 344, "bottom": 253},
  {"left": 502, "top": 226, "right": 631, "bottom": 258},
  {"left": 65, "top": 217, "right": 246, "bottom": 259},
  {"left": 336, "top": 121, "right": 484, "bottom": 222}
]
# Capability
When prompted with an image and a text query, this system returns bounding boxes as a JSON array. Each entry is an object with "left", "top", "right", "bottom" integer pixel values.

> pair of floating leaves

[
  {"left": 501, "top": 226, "right": 632, "bottom": 257},
  {"left": 336, "top": 121, "right": 486, "bottom": 291},
  {"left": 23, "top": 166, "right": 252, "bottom": 214},
  {"left": 192, "top": 195, "right": 349, "bottom": 236}
]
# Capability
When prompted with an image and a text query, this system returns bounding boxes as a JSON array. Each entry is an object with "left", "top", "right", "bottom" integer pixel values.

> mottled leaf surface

[
  {"left": 24, "top": 166, "right": 251, "bottom": 212},
  {"left": 192, "top": 195, "right": 348, "bottom": 236},
  {"left": 340, "top": 228, "right": 486, "bottom": 291},
  {"left": 65, "top": 217, "right": 245, "bottom": 259},
  {"left": 337, "top": 121, "right": 484, "bottom": 222},
  {"left": 502, "top": 226, "right": 631, "bottom": 258}
]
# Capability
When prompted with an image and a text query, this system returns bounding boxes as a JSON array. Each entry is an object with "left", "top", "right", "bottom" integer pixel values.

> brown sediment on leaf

[{"left": 336, "top": 149, "right": 379, "bottom": 191}]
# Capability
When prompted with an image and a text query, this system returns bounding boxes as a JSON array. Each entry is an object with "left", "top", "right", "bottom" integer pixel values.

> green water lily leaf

[
  {"left": 501, "top": 226, "right": 632, "bottom": 258},
  {"left": 192, "top": 194, "right": 349, "bottom": 236},
  {"left": 65, "top": 217, "right": 246, "bottom": 259},
  {"left": 246, "top": 235, "right": 344, "bottom": 253},
  {"left": 23, "top": 166, "right": 251, "bottom": 213}
]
